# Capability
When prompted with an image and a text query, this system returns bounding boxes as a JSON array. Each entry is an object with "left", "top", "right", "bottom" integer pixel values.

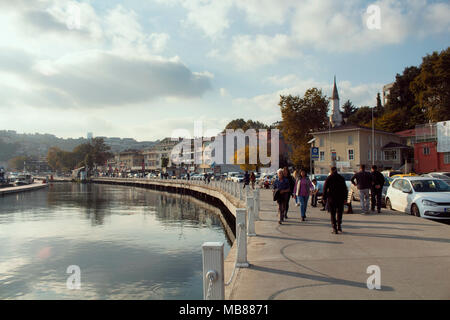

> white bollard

[
  {"left": 247, "top": 196, "right": 256, "bottom": 236},
  {"left": 202, "top": 242, "right": 224, "bottom": 300},
  {"left": 253, "top": 189, "right": 260, "bottom": 220},
  {"left": 235, "top": 209, "right": 249, "bottom": 267}
]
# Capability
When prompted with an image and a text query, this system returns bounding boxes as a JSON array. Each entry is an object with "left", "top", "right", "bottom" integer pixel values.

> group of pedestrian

[
  {"left": 350, "top": 164, "right": 385, "bottom": 214},
  {"left": 273, "top": 167, "right": 314, "bottom": 224},
  {"left": 243, "top": 171, "right": 257, "bottom": 189}
]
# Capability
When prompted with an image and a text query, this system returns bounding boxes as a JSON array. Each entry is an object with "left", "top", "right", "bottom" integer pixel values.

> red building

[{"left": 396, "top": 123, "right": 450, "bottom": 174}]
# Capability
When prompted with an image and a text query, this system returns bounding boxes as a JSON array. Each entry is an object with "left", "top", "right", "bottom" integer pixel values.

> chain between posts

[{"left": 225, "top": 222, "right": 245, "bottom": 286}]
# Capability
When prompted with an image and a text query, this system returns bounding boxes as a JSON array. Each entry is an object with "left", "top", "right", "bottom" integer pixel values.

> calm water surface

[{"left": 0, "top": 183, "right": 231, "bottom": 299}]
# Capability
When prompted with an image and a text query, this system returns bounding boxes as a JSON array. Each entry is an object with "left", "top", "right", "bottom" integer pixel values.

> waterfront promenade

[
  {"left": 224, "top": 189, "right": 450, "bottom": 299},
  {"left": 0, "top": 182, "right": 48, "bottom": 196}
]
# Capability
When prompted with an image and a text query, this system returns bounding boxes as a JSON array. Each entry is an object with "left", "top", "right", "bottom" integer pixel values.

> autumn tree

[
  {"left": 279, "top": 88, "right": 329, "bottom": 169},
  {"left": 411, "top": 47, "right": 450, "bottom": 122}
]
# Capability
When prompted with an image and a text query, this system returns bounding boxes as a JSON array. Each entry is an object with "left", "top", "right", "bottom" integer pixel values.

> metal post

[
  {"left": 253, "top": 188, "right": 260, "bottom": 220},
  {"left": 247, "top": 196, "right": 256, "bottom": 236},
  {"left": 202, "top": 242, "right": 224, "bottom": 300},
  {"left": 235, "top": 209, "right": 249, "bottom": 267}
]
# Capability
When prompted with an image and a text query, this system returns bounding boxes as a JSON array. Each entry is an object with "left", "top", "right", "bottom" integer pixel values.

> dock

[
  {"left": 0, "top": 182, "right": 48, "bottom": 196},
  {"left": 224, "top": 189, "right": 450, "bottom": 299}
]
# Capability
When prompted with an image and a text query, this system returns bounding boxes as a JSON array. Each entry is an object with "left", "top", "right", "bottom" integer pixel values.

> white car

[{"left": 385, "top": 177, "right": 450, "bottom": 220}]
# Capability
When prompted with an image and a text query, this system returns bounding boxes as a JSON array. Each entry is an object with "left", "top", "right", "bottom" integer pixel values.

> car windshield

[
  {"left": 314, "top": 175, "right": 327, "bottom": 181},
  {"left": 411, "top": 179, "right": 450, "bottom": 192}
]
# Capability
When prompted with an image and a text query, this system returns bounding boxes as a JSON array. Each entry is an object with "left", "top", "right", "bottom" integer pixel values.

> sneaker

[
  {"left": 331, "top": 229, "right": 338, "bottom": 234},
  {"left": 301, "top": 217, "right": 306, "bottom": 221},
  {"left": 295, "top": 203, "right": 300, "bottom": 207},
  {"left": 278, "top": 221, "right": 282, "bottom": 225},
  {"left": 337, "top": 226, "right": 342, "bottom": 233}
]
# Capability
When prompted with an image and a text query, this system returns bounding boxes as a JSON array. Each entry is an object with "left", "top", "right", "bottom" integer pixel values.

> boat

[{"left": 14, "top": 172, "right": 34, "bottom": 186}]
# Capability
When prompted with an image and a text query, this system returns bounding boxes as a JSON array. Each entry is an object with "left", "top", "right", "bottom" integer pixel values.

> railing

[{"left": 94, "top": 176, "right": 260, "bottom": 300}]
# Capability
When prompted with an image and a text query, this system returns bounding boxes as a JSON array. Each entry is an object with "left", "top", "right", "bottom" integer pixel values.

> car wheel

[
  {"left": 386, "top": 198, "right": 393, "bottom": 211},
  {"left": 411, "top": 204, "right": 421, "bottom": 217}
]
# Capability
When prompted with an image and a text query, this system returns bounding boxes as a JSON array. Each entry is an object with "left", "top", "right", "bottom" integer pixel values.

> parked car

[
  {"left": 420, "top": 173, "right": 450, "bottom": 184},
  {"left": 385, "top": 177, "right": 450, "bottom": 219},
  {"left": 381, "top": 170, "right": 403, "bottom": 178},
  {"left": 310, "top": 174, "right": 328, "bottom": 196},
  {"left": 391, "top": 173, "right": 418, "bottom": 178},
  {"left": 226, "top": 172, "right": 240, "bottom": 181}
]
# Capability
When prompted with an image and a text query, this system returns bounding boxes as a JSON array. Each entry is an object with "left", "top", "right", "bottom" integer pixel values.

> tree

[
  {"left": 342, "top": 100, "right": 357, "bottom": 121},
  {"left": 411, "top": 47, "right": 450, "bottom": 122},
  {"left": 279, "top": 88, "right": 329, "bottom": 169},
  {"left": 161, "top": 157, "right": 169, "bottom": 168},
  {"left": 233, "top": 145, "right": 263, "bottom": 172},
  {"left": 8, "top": 156, "right": 29, "bottom": 171},
  {"left": 375, "top": 92, "right": 383, "bottom": 117},
  {"left": 224, "top": 119, "right": 270, "bottom": 132},
  {"left": 347, "top": 106, "right": 373, "bottom": 126}
]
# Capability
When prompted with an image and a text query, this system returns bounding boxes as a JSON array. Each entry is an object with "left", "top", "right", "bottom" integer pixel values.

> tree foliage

[
  {"left": 46, "top": 138, "right": 112, "bottom": 172},
  {"left": 411, "top": 47, "right": 450, "bottom": 122},
  {"left": 224, "top": 119, "right": 270, "bottom": 132},
  {"left": 278, "top": 88, "right": 329, "bottom": 169}
]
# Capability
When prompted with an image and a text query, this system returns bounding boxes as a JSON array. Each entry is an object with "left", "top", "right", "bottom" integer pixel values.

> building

[
  {"left": 382, "top": 82, "right": 394, "bottom": 106},
  {"left": 402, "top": 122, "right": 450, "bottom": 174},
  {"left": 109, "top": 150, "right": 144, "bottom": 172},
  {"left": 311, "top": 124, "right": 407, "bottom": 174},
  {"left": 87, "top": 132, "right": 93, "bottom": 140},
  {"left": 330, "top": 76, "right": 343, "bottom": 127}
]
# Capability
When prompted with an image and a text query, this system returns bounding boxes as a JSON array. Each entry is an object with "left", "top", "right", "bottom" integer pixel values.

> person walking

[
  {"left": 311, "top": 179, "right": 319, "bottom": 207},
  {"left": 323, "top": 167, "right": 348, "bottom": 234},
  {"left": 243, "top": 171, "right": 250, "bottom": 189},
  {"left": 292, "top": 170, "right": 300, "bottom": 207},
  {"left": 273, "top": 168, "right": 290, "bottom": 224},
  {"left": 295, "top": 169, "right": 313, "bottom": 221},
  {"left": 351, "top": 164, "right": 372, "bottom": 214},
  {"left": 283, "top": 167, "right": 295, "bottom": 219},
  {"left": 250, "top": 172, "right": 256, "bottom": 189},
  {"left": 370, "top": 165, "right": 385, "bottom": 213}
]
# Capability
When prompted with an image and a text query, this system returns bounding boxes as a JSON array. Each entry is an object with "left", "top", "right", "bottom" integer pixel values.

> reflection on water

[{"left": 0, "top": 183, "right": 231, "bottom": 299}]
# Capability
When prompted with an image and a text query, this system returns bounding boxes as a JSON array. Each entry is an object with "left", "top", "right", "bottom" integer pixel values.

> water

[{"left": 0, "top": 183, "right": 232, "bottom": 299}]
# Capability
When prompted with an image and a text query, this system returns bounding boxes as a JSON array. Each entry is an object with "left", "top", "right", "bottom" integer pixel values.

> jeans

[
  {"left": 371, "top": 188, "right": 382, "bottom": 211},
  {"left": 359, "top": 189, "right": 370, "bottom": 212},
  {"left": 329, "top": 201, "right": 344, "bottom": 230},
  {"left": 311, "top": 193, "right": 318, "bottom": 206},
  {"left": 297, "top": 195, "right": 309, "bottom": 218}
]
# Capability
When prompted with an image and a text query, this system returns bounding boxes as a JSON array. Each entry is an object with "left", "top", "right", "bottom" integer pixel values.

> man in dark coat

[
  {"left": 370, "top": 165, "right": 385, "bottom": 213},
  {"left": 323, "top": 167, "right": 348, "bottom": 234}
]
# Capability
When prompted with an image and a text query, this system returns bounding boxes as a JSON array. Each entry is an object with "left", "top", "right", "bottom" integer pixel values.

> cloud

[
  {"left": 0, "top": 1, "right": 212, "bottom": 110},
  {"left": 233, "top": 77, "right": 383, "bottom": 118}
]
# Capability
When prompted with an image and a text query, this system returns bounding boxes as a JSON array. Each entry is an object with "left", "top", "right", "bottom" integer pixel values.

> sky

[{"left": 0, "top": 0, "right": 449, "bottom": 141}]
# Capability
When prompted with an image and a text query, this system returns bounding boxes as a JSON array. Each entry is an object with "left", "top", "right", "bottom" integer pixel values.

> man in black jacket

[
  {"left": 322, "top": 167, "right": 348, "bottom": 234},
  {"left": 351, "top": 164, "right": 372, "bottom": 214},
  {"left": 370, "top": 165, "right": 385, "bottom": 213}
]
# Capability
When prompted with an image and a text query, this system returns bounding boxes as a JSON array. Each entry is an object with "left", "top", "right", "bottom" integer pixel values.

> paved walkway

[{"left": 225, "top": 189, "right": 450, "bottom": 299}]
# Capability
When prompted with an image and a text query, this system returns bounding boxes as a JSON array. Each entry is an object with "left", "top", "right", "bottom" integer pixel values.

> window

[
  {"left": 348, "top": 135, "right": 353, "bottom": 145},
  {"left": 423, "top": 147, "right": 430, "bottom": 155},
  {"left": 374, "top": 150, "right": 377, "bottom": 161},
  {"left": 320, "top": 151, "right": 325, "bottom": 161},
  {"left": 348, "top": 149, "right": 354, "bottom": 161},
  {"left": 319, "top": 138, "right": 324, "bottom": 147},
  {"left": 380, "top": 136, "right": 383, "bottom": 147},
  {"left": 368, "top": 149, "right": 371, "bottom": 161},
  {"left": 384, "top": 150, "right": 397, "bottom": 161},
  {"left": 445, "top": 153, "right": 450, "bottom": 164},
  {"left": 368, "top": 136, "right": 371, "bottom": 145}
]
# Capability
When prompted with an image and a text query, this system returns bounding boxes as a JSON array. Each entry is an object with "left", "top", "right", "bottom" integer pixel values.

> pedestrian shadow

[
  {"left": 304, "top": 222, "right": 423, "bottom": 232},
  {"left": 249, "top": 265, "right": 394, "bottom": 293},
  {"left": 343, "top": 232, "right": 450, "bottom": 244},
  {"left": 256, "top": 234, "right": 343, "bottom": 245},
  {"left": 343, "top": 219, "right": 436, "bottom": 227}
]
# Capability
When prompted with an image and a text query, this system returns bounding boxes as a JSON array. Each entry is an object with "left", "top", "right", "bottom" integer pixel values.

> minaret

[{"left": 330, "top": 76, "right": 343, "bottom": 127}]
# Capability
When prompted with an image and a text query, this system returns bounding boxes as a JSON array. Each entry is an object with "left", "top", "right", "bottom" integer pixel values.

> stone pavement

[{"left": 224, "top": 188, "right": 450, "bottom": 299}]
